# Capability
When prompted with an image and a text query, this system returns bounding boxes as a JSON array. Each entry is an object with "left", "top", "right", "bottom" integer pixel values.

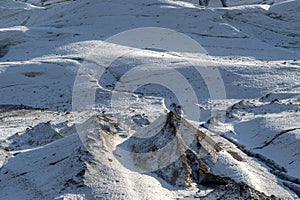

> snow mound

[
  {"left": 0, "top": 135, "right": 94, "bottom": 200},
  {"left": 5, "top": 122, "right": 62, "bottom": 151}
]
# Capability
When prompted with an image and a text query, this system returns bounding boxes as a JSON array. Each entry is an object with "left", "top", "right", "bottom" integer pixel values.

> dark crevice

[
  {"left": 253, "top": 128, "right": 300, "bottom": 150},
  {"left": 48, "top": 156, "right": 69, "bottom": 166}
]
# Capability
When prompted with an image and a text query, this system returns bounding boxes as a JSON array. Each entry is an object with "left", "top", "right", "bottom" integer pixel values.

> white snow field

[{"left": 0, "top": 0, "right": 299, "bottom": 199}]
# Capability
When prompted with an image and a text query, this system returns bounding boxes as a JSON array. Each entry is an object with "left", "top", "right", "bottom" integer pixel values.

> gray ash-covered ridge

[{"left": 115, "top": 111, "right": 279, "bottom": 199}]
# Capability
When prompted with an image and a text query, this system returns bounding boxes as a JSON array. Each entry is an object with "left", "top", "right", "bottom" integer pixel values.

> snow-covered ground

[{"left": 0, "top": 0, "right": 299, "bottom": 199}]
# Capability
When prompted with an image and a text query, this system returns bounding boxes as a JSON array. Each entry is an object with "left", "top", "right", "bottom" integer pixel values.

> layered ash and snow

[{"left": 0, "top": 0, "right": 300, "bottom": 199}]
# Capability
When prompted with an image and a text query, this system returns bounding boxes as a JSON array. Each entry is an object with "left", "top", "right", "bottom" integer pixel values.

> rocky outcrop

[
  {"left": 115, "top": 111, "right": 286, "bottom": 199},
  {"left": 202, "top": 182, "right": 277, "bottom": 200},
  {"left": 116, "top": 112, "right": 229, "bottom": 187}
]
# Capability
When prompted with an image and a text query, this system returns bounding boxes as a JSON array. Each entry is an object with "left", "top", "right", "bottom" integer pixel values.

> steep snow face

[
  {"left": 1, "top": 0, "right": 300, "bottom": 199},
  {"left": 212, "top": 93, "right": 300, "bottom": 176}
]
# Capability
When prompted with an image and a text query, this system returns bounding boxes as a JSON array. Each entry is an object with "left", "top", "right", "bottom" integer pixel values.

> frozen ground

[{"left": 0, "top": 0, "right": 299, "bottom": 199}]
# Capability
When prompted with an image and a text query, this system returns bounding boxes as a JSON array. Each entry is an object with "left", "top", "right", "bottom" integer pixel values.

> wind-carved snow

[{"left": 0, "top": 0, "right": 300, "bottom": 199}]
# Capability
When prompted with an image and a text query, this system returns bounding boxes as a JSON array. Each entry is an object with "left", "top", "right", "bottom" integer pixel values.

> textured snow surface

[{"left": 0, "top": 0, "right": 300, "bottom": 199}]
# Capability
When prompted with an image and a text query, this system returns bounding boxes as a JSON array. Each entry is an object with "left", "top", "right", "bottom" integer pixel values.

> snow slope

[{"left": 0, "top": 0, "right": 299, "bottom": 199}]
